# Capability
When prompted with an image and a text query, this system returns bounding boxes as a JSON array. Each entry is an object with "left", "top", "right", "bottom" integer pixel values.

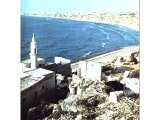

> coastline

[
  {"left": 51, "top": 16, "right": 139, "bottom": 31},
  {"left": 71, "top": 45, "right": 139, "bottom": 71},
  {"left": 21, "top": 12, "right": 139, "bottom": 31}
]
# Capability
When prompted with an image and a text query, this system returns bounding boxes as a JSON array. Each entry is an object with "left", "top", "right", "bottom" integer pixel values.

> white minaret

[{"left": 30, "top": 33, "right": 37, "bottom": 69}]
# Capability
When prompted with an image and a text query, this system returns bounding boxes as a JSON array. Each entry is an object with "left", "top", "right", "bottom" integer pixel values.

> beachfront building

[{"left": 21, "top": 34, "right": 45, "bottom": 72}]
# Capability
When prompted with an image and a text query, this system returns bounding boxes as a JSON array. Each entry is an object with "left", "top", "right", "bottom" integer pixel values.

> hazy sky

[{"left": 21, "top": 0, "right": 139, "bottom": 13}]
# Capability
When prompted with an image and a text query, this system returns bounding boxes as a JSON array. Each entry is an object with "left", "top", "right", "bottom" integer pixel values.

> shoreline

[
  {"left": 21, "top": 12, "right": 139, "bottom": 31},
  {"left": 71, "top": 45, "right": 139, "bottom": 71},
  {"left": 51, "top": 16, "right": 139, "bottom": 31}
]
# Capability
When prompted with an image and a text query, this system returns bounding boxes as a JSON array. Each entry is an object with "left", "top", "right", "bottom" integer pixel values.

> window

[
  {"left": 34, "top": 48, "right": 37, "bottom": 54},
  {"left": 42, "top": 86, "right": 44, "bottom": 90},
  {"left": 34, "top": 91, "right": 38, "bottom": 98}
]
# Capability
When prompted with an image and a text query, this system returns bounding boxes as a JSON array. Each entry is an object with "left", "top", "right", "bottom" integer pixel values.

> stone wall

[{"left": 21, "top": 73, "right": 55, "bottom": 119}]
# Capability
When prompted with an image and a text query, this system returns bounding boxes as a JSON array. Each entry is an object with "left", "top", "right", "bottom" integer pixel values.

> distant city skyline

[{"left": 21, "top": 0, "right": 139, "bottom": 13}]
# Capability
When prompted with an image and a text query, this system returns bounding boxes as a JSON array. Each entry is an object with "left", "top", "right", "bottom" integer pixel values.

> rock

[
  {"left": 123, "top": 71, "right": 130, "bottom": 78},
  {"left": 106, "top": 76, "right": 119, "bottom": 82},
  {"left": 101, "top": 72, "right": 108, "bottom": 81},
  {"left": 51, "top": 111, "right": 61, "bottom": 119},
  {"left": 114, "top": 57, "right": 124, "bottom": 66},
  {"left": 122, "top": 78, "right": 139, "bottom": 94},
  {"left": 120, "top": 117, "right": 126, "bottom": 120},
  {"left": 77, "top": 95, "right": 99, "bottom": 111},
  {"left": 53, "top": 104, "right": 62, "bottom": 111},
  {"left": 123, "top": 87, "right": 136, "bottom": 97},
  {"left": 77, "top": 85, "right": 82, "bottom": 95},
  {"left": 128, "top": 70, "right": 139, "bottom": 78},
  {"left": 105, "top": 81, "right": 124, "bottom": 94},
  {"left": 27, "top": 107, "right": 39, "bottom": 120},
  {"left": 76, "top": 93, "right": 106, "bottom": 113},
  {"left": 102, "top": 65, "right": 114, "bottom": 75},
  {"left": 68, "top": 106, "right": 77, "bottom": 112},
  {"left": 75, "top": 114, "right": 82, "bottom": 120},
  {"left": 82, "top": 112, "right": 98, "bottom": 119},
  {"left": 60, "top": 95, "right": 78, "bottom": 111},
  {"left": 27, "top": 104, "right": 53, "bottom": 120},
  {"left": 69, "top": 84, "right": 76, "bottom": 95},
  {"left": 113, "top": 66, "right": 130, "bottom": 74},
  {"left": 84, "top": 80, "right": 106, "bottom": 94},
  {"left": 58, "top": 111, "right": 76, "bottom": 120},
  {"left": 109, "top": 91, "right": 123, "bottom": 102},
  {"left": 130, "top": 54, "right": 138, "bottom": 64}
]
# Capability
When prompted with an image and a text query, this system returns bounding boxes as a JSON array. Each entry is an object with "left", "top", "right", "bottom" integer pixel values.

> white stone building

[{"left": 21, "top": 34, "right": 56, "bottom": 118}]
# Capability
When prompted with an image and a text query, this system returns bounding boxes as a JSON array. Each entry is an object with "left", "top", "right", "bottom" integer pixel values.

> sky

[{"left": 21, "top": 0, "right": 139, "bottom": 13}]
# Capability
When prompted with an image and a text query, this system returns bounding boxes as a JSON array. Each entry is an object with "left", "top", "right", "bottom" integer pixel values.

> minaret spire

[
  {"left": 30, "top": 33, "right": 37, "bottom": 69},
  {"left": 32, "top": 33, "right": 35, "bottom": 42}
]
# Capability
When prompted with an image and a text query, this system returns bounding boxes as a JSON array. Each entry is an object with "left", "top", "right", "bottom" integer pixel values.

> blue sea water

[{"left": 21, "top": 16, "right": 139, "bottom": 62}]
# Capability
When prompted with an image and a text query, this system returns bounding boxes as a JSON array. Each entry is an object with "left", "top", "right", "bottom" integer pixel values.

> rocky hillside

[{"left": 26, "top": 50, "right": 140, "bottom": 120}]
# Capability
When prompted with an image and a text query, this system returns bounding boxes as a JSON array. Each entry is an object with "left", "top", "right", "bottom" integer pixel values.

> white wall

[
  {"left": 54, "top": 57, "right": 71, "bottom": 64},
  {"left": 78, "top": 61, "right": 87, "bottom": 78},
  {"left": 78, "top": 61, "right": 102, "bottom": 80},
  {"left": 85, "top": 62, "right": 102, "bottom": 80}
]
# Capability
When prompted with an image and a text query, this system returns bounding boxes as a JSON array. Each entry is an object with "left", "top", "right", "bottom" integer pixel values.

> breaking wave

[{"left": 83, "top": 52, "right": 92, "bottom": 57}]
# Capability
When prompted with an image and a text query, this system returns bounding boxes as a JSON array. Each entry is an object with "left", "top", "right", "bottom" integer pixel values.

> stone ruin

[{"left": 77, "top": 61, "right": 102, "bottom": 80}]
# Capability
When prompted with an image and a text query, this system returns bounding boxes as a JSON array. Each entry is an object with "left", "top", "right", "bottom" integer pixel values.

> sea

[{"left": 21, "top": 16, "right": 139, "bottom": 62}]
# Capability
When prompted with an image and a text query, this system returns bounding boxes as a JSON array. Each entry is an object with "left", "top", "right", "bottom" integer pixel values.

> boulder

[
  {"left": 101, "top": 72, "right": 108, "bottom": 81},
  {"left": 106, "top": 76, "right": 119, "bottom": 82},
  {"left": 75, "top": 114, "right": 82, "bottom": 120},
  {"left": 123, "top": 71, "right": 130, "bottom": 78},
  {"left": 130, "top": 54, "right": 138, "bottom": 64},
  {"left": 60, "top": 95, "right": 78, "bottom": 111},
  {"left": 122, "top": 78, "right": 139, "bottom": 94},
  {"left": 109, "top": 91, "right": 123, "bottom": 102},
  {"left": 123, "top": 87, "right": 136, "bottom": 97},
  {"left": 68, "top": 106, "right": 78, "bottom": 112},
  {"left": 27, "top": 107, "right": 39, "bottom": 120},
  {"left": 114, "top": 57, "right": 124, "bottom": 66},
  {"left": 77, "top": 85, "right": 82, "bottom": 95},
  {"left": 105, "top": 81, "right": 124, "bottom": 94},
  {"left": 128, "top": 70, "right": 139, "bottom": 78}
]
